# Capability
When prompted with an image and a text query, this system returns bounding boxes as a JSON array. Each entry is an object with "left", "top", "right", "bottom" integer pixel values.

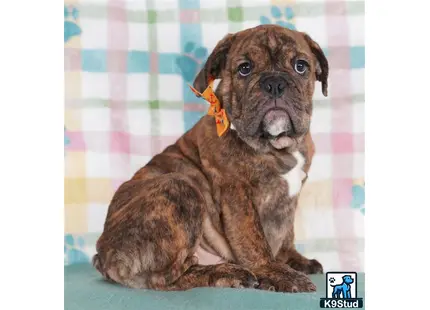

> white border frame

[
  {"left": 1, "top": 1, "right": 430, "bottom": 309},
  {"left": 0, "top": 1, "right": 63, "bottom": 309},
  {"left": 366, "top": 0, "right": 430, "bottom": 309}
]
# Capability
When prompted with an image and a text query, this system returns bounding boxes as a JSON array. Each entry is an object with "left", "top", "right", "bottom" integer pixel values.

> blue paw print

[
  {"left": 260, "top": 6, "right": 296, "bottom": 30},
  {"left": 176, "top": 42, "right": 208, "bottom": 82},
  {"left": 351, "top": 183, "right": 365, "bottom": 215},
  {"left": 64, "top": 234, "right": 90, "bottom": 265},
  {"left": 64, "top": 6, "right": 82, "bottom": 43}
]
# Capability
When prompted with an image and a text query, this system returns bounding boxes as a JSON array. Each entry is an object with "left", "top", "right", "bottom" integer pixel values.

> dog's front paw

[
  {"left": 256, "top": 278, "right": 276, "bottom": 291},
  {"left": 255, "top": 263, "right": 317, "bottom": 293},
  {"left": 275, "top": 271, "right": 316, "bottom": 293},
  {"left": 259, "top": 273, "right": 316, "bottom": 293},
  {"left": 288, "top": 258, "right": 324, "bottom": 275},
  {"left": 207, "top": 263, "right": 259, "bottom": 289}
]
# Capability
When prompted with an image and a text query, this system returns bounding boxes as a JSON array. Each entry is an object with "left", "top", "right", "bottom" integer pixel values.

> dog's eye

[
  {"left": 238, "top": 62, "right": 252, "bottom": 77},
  {"left": 294, "top": 60, "right": 309, "bottom": 75}
]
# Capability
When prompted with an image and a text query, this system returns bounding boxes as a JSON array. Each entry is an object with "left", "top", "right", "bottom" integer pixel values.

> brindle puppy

[{"left": 93, "top": 24, "right": 328, "bottom": 293}]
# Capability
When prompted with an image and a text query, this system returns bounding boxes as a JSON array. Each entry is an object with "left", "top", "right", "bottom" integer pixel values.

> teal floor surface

[{"left": 65, "top": 264, "right": 365, "bottom": 310}]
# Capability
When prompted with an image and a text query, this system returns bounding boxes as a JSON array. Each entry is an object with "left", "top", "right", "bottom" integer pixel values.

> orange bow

[{"left": 188, "top": 77, "right": 230, "bottom": 137}]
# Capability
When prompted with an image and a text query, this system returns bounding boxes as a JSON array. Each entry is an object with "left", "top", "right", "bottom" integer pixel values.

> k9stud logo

[{"left": 320, "top": 272, "right": 364, "bottom": 308}]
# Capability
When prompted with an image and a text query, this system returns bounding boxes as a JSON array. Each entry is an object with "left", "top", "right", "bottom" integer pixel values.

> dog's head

[
  {"left": 342, "top": 275, "right": 354, "bottom": 284},
  {"left": 193, "top": 25, "right": 328, "bottom": 152}
]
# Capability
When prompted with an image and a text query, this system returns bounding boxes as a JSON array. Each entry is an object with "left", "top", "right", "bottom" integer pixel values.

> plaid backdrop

[{"left": 64, "top": 0, "right": 365, "bottom": 272}]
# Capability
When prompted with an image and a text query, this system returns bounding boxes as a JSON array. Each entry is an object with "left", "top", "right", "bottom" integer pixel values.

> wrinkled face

[{"left": 193, "top": 25, "right": 328, "bottom": 153}]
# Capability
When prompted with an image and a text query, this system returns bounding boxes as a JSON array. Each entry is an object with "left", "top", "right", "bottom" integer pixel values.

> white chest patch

[{"left": 281, "top": 151, "right": 306, "bottom": 197}]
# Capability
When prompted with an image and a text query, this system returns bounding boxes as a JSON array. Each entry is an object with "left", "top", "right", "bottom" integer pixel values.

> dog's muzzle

[{"left": 262, "top": 109, "right": 294, "bottom": 149}]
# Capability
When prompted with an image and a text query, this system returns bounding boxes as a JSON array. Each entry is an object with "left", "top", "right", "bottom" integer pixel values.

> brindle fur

[{"left": 93, "top": 25, "right": 328, "bottom": 293}]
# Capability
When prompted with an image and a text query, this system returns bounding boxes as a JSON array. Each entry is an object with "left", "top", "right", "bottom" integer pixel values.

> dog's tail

[{"left": 330, "top": 284, "right": 337, "bottom": 287}]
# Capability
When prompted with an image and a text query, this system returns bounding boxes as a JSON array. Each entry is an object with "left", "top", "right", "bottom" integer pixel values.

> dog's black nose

[{"left": 260, "top": 76, "right": 287, "bottom": 98}]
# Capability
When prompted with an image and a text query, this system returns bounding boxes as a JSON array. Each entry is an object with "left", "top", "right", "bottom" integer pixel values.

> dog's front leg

[
  {"left": 220, "top": 183, "right": 316, "bottom": 293},
  {"left": 275, "top": 198, "right": 324, "bottom": 274},
  {"left": 276, "top": 240, "right": 324, "bottom": 274}
]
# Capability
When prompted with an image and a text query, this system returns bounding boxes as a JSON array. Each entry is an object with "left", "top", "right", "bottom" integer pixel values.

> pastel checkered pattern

[{"left": 64, "top": 0, "right": 365, "bottom": 272}]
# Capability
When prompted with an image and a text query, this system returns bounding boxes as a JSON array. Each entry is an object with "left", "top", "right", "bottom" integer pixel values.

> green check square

[
  {"left": 228, "top": 7, "right": 243, "bottom": 22},
  {"left": 149, "top": 100, "right": 159, "bottom": 110},
  {"left": 147, "top": 10, "right": 157, "bottom": 24}
]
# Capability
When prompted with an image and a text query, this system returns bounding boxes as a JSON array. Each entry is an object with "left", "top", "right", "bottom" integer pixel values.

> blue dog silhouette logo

[
  {"left": 329, "top": 275, "right": 354, "bottom": 298},
  {"left": 320, "top": 272, "right": 363, "bottom": 308}
]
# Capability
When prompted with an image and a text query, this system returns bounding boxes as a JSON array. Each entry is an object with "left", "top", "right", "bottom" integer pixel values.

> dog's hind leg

[
  {"left": 93, "top": 175, "right": 206, "bottom": 289},
  {"left": 93, "top": 175, "right": 259, "bottom": 291},
  {"left": 94, "top": 248, "right": 198, "bottom": 289}
]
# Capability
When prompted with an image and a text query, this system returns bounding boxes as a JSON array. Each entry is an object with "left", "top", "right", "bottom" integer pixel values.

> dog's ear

[
  {"left": 303, "top": 33, "right": 329, "bottom": 97},
  {"left": 193, "top": 33, "right": 235, "bottom": 92}
]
